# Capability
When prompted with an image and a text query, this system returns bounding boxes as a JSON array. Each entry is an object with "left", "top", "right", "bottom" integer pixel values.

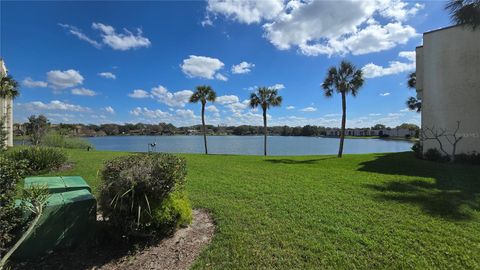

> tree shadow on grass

[
  {"left": 264, "top": 157, "right": 336, "bottom": 164},
  {"left": 358, "top": 152, "right": 480, "bottom": 221}
]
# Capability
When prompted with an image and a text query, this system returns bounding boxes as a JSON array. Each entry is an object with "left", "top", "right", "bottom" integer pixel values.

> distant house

[
  {"left": 0, "top": 59, "right": 13, "bottom": 147},
  {"left": 416, "top": 25, "right": 480, "bottom": 155}
]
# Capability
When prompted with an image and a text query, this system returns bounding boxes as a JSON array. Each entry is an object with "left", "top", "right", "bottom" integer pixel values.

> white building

[
  {"left": 0, "top": 59, "right": 14, "bottom": 147},
  {"left": 416, "top": 25, "right": 480, "bottom": 155}
]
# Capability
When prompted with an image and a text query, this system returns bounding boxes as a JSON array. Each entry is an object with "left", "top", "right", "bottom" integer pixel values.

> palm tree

[
  {"left": 189, "top": 85, "right": 216, "bottom": 154},
  {"left": 0, "top": 75, "right": 20, "bottom": 99},
  {"left": 406, "top": 72, "right": 422, "bottom": 112},
  {"left": 249, "top": 87, "right": 282, "bottom": 156},
  {"left": 446, "top": 0, "right": 480, "bottom": 29},
  {"left": 322, "top": 60, "right": 364, "bottom": 158}
]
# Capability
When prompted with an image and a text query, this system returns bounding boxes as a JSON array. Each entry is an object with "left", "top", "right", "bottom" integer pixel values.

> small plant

[
  {"left": 411, "top": 141, "right": 423, "bottom": 158},
  {"left": 455, "top": 151, "right": 480, "bottom": 165},
  {"left": 0, "top": 184, "right": 49, "bottom": 270},
  {"left": 424, "top": 148, "right": 450, "bottom": 162},
  {"left": 7, "top": 146, "right": 67, "bottom": 174},
  {"left": 152, "top": 190, "right": 192, "bottom": 234},
  {"left": 0, "top": 157, "right": 28, "bottom": 259},
  {"left": 99, "top": 153, "right": 190, "bottom": 237}
]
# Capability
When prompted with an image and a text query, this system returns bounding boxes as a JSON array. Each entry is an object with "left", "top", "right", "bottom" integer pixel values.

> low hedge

[{"left": 7, "top": 146, "right": 67, "bottom": 174}]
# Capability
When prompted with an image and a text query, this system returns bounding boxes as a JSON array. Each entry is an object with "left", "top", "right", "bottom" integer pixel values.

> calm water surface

[{"left": 86, "top": 136, "right": 413, "bottom": 156}]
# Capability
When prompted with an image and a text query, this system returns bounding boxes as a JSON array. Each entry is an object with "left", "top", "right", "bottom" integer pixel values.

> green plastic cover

[
  {"left": 12, "top": 181, "right": 96, "bottom": 259},
  {"left": 24, "top": 176, "right": 91, "bottom": 193}
]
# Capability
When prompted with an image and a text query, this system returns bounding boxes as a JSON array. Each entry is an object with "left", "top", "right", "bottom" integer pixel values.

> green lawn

[{"left": 44, "top": 149, "right": 480, "bottom": 269}]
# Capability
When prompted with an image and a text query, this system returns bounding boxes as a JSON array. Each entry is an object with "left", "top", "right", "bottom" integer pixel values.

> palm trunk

[
  {"left": 338, "top": 92, "right": 346, "bottom": 158},
  {"left": 263, "top": 108, "right": 267, "bottom": 156},
  {"left": 201, "top": 103, "right": 208, "bottom": 155}
]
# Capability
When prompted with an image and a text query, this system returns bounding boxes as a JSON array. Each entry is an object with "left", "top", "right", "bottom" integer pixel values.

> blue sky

[{"left": 1, "top": 1, "right": 451, "bottom": 127}]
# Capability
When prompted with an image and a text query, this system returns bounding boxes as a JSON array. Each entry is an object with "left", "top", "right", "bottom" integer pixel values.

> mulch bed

[{"left": 15, "top": 209, "right": 215, "bottom": 270}]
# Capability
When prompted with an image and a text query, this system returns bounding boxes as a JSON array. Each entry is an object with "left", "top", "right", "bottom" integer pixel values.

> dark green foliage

[
  {"left": 7, "top": 147, "right": 67, "bottom": 174},
  {"left": 0, "top": 156, "right": 28, "bottom": 256},
  {"left": 455, "top": 152, "right": 480, "bottom": 165},
  {"left": 98, "top": 153, "right": 189, "bottom": 236},
  {"left": 151, "top": 190, "right": 192, "bottom": 234},
  {"left": 446, "top": 0, "right": 480, "bottom": 29},
  {"left": 424, "top": 148, "right": 450, "bottom": 162},
  {"left": 411, "top": 141, "right": 423, "bottom": 158}
]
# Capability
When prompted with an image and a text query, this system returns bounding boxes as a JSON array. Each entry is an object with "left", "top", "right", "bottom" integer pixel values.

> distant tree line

[{"left": 14, "top": 117, "right": 419, "bottom": 138}]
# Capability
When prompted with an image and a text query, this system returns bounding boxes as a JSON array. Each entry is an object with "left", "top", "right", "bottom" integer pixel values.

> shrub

[
  {"left": 99, "top": 153, "right": 189, "bottom": 237},
  {"left": 411, "top": 141, "right": 423, "bottom": 158},
  {"left": 455, "top": 151, "right": 480, "bottom": 165},
  {"left": 152, "top": 190, "right": 192, "bottom": 234},
  {"left": 424, "top": 148, "right": 450, "bottom": 162},
  {"left": 42, "top": 131, "right": 94, "bottom": 150},
  {"left": 0, "top": 156, "right": 29, "bottom": 256},
  {"left": 7, "top": 146, "right": 67, "bottom": 174}
]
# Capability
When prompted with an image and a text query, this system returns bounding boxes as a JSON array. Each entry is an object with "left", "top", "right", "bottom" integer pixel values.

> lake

[{"left": 85, "top": 136, "right": 413, "bottom": 156}]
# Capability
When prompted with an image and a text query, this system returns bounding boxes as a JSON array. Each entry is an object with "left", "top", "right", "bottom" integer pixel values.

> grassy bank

[{"left": 42, "top": 149, "right": 480, "bottom": 269}]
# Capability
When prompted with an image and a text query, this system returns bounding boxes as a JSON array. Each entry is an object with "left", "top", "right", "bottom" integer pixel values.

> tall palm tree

[
  {"left": 249, "top": 87, "right": 282, "bottom": 156},
  {"left": 322, "top": 60, "right": 364, "bottom": 158},
  {"left": 189, "top": 85, "right": 216, "bottom": 154},
  {"left": 0, "top": 75, "right": 20, "bottom": 99},
  {"left": 446, "top": 0, "right": 480, "bottom": 29},
  {"left": 406, "top": 72, "right": 422, "bottom": 112}
]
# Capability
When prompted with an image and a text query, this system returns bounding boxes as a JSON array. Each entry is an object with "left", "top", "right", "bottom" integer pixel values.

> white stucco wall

[
  {"left": 417, "top": 25, "right": 480, "bottom": 155},
  {"left": 0, "top": 59, "right": 13, "bottom": 147}
]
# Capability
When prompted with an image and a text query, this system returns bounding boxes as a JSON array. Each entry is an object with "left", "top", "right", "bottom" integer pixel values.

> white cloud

[
  {"left": 379, "top": 92, "right": 391, "bottom": 96},
  {"left": 362, "top": 50, "right": 415, "bottom": 78},
  {"left": 175, "top": 109, "right": 196, "bottom": 119},
  {"left": 208, "top": 0, "right": 420, "bottom": 56},
  {"left": 128, "top": 89, "right": 150, "bottom": 98},
  {"left": 22, "top": 77, "right": 47, "bottom": 88},
  {"left": 231, "top": 61, "right": 255, "bottom": 74},
  {"left": 324, "top": 113, "right": 341, "bottom": 117},
  {"left": 286, "top": 106, "right": 295, "bottom": 110},
  {"left": 181, "top": 55, "right": 225, "bottom": 79},
  {"left": 300, "top": 106, "right": 317, "bottom": 112},
  {"left": 215, "top": 73, "right": 228, "bottom": 81},
  {"left": 130, "top": 107, "right": 170, "bottom": 118},
  {"left": 206, "top": 0, "right": 284, "bottom": 24},
  {"left": 22, "top": 100, "right": 90, "bottom": 112},
  {"left": 59, "top": 23, "right": 102, "bottom": 48},
  {"left": 225, "top": 99, "right": 250, "bottom": 113},
  {"left": 92, "top": 22, "right": 151, "bottom": 51},
  {"left": 98, "top": 72, "right": 116, "bottom": 79},
  {"left": 270, "top": 83, "right": 285, "bottom": 90},
  {"left": 104, "top": 106, "right": 115, "bottom": 114},
  {"left": 46, "top": 69, "right": 84, "bottom": 89},
  {"left": 151, "top": 85, "right": 193, "bottom": 107},
  {"left": 71, "top": 87, "right": 97, "bottom": 96},
  {"left": 216, "top": 95, "right": 240, "bottom": 105},
  {"left": 206, "top": 105, "right": 219, "bottom": 113},
  {"left": 369, "top": 113, "right": 382, "bottom": 116}
]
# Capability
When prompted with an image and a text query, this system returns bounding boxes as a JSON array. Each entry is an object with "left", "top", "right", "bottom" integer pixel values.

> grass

[{"left": 42, "top": 149, "right": 480, "bottom": 269}]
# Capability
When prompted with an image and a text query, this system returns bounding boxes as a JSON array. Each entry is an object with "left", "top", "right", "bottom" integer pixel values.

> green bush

[
  {"left": 424, "top": 148, "right": 450, "bottom": 162},
  {"left": 0, "top": 156, "right": 29, "bottom": 256},
  {"left": 455, "top": 152, "right": 480, "bottom": 165},
  {"left": 411, "top": 141, "right": 423, "bottom": 158},
  {"left": 7, "top": 146, "right": 67, "bottom": 174},
  {"left": 152, "top": 190, "right": 192, "bottom": 234},
  {"left": 42, "top": 132, "right": 94, "bottom": 150},
  {"left": 98, "top": 153, "right": 189, "bottom": 236}
]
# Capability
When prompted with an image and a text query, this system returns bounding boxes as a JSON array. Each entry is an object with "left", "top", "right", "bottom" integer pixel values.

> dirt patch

[
  {"left": 15, "top": 209, "right": 214, "bottom": 270},
  {"left": 57, "top": 162, "right": 75, "bottom": 172}
]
